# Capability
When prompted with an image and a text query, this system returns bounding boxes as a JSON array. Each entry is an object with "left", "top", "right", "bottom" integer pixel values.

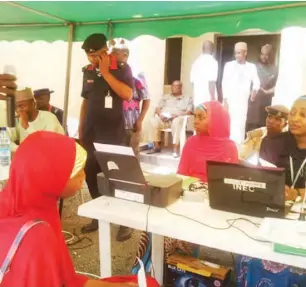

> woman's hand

[
  {"left": 285, "top": 185, "right": 298, "bottom": 201},
  {"left": 0, "top": 74, "right": 16, "bottom": 97}
]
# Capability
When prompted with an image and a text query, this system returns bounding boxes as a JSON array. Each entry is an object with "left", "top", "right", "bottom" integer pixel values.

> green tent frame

[{"left": 1, "top": 1, "right": 306, "bottom": 128}]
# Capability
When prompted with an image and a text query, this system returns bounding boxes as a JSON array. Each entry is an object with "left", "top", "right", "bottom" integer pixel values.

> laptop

[{"left": 207, "top": 161, "right": 286, "bottom": 218}]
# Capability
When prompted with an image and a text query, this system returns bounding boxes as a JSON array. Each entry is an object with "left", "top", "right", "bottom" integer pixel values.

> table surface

[{"left": 78, "top": 196, "right": 306, "bottom": 269}]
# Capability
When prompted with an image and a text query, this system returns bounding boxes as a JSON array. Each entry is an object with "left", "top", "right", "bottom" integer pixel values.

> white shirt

[
  {"left": 222, "top": 60, "right": 260, "bottom": 104},
  {"left": 7, "top": 110, "right": 65, "bottom": 152},
  {"left": 190, "top": 54, "right": 218, "bottom": 106}
]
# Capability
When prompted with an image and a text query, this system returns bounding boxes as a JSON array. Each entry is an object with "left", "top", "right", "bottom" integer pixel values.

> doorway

[{"left": 215, "top": 33, "right": 281, "bottom": 102}]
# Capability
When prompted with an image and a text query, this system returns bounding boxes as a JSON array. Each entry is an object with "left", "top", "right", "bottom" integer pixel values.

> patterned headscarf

[{"left": 70, "top": 143, "right": 87, "bottom": 178}]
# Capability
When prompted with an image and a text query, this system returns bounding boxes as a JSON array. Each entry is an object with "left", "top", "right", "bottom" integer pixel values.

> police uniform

[
  {"left": 239, "top": 105, "right": 289, "bottom": 159},
  {"left": 49, "top": 105, "right": 64, "bottom": 125},
  {"left": 80, "top": 34, "right": 134, "bottom": 201}
]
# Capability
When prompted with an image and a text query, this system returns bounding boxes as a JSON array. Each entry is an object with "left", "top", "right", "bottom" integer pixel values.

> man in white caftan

[
  {"left": 7, "top": 87, "right": 64, "bottom": 152},
  {"left": 222, "top": 42, "right": 260, "bottom": 144},
  {"left": 190, "top": 40, "right": 218, "bottom": 106}
]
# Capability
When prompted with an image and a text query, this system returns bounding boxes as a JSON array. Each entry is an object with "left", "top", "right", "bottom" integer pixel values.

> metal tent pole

[{"left": 62, "top": 23, "right": 74, "bottom": 133}]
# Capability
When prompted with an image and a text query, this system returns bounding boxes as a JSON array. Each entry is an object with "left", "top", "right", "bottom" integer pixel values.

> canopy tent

[
  {"left": 1, "top": 1, "right": 306, "bottom": 128},
  {"left": 1, "top": 1, "right": 306, "bottom": 41}
]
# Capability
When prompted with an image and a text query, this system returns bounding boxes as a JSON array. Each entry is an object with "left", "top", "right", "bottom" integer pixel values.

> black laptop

[{"left": 207, "top": 161, "right": 286, "bottom": 218}]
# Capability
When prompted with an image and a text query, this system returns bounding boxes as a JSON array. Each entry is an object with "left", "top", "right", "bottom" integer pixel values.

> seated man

[
  {"left": 239, "top": 105, "right": 288, "bottom": 160},
  {"left": 8, "top": 87, "right": 65, "bottom": 152},
  {"left": 34, "top": 88, "right": 65, "bottom": 126},
  {"left": 147, "top": 80, "right": 193, "bottom": 157}
]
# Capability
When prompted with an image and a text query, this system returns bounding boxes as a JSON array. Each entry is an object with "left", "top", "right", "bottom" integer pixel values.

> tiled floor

[{"left": 140, "top": 148, "right": 180, "bottom": 171}]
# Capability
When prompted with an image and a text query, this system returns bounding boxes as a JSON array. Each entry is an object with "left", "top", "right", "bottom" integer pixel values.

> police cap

[
  {"left": 82, "top": 33, "right": 107, "bottom": 53},
  {"left": 265, "top": 105, "right": 289, "bottom": 120}
]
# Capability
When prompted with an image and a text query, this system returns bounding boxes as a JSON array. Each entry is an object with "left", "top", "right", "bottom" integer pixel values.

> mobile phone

[
  {"left": 3, "top": 65, "right": 17, "bottom": 76},
  {"left": 3, "top": 65, "right": 17, "bottom": 128}
]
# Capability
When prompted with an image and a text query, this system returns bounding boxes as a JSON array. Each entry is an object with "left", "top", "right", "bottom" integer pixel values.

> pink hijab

[{"left": 178, "top": 101, "right": 238, "bottom": 182}]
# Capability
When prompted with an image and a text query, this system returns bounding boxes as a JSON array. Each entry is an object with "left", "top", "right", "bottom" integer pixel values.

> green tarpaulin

[{"left": 0, "top": 1, "right": 306, "bottom": 42}]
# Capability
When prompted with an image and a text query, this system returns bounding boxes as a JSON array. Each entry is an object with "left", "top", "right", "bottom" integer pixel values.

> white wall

[{"left": 273, "top": 27, "right": 306, "bottom": 107}]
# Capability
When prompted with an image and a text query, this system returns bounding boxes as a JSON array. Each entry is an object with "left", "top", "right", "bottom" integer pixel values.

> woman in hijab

[
  {"left": 235, "top": 97, "right": 306, "bottom": 287},
  {"left": 0, "top": 131, "right": 150, "bottom": 287},
  {"left": 132, "top": 101, "right": 238, "bottom": 274},
  {"left": 178, "top": 101, "right": 238, "bottom": 180}
]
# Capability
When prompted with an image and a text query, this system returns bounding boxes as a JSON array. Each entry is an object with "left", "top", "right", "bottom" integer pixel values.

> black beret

[
  {"left": 82, "top": 33, "right": 108, "bottom": 53},
  {"left": 33, "top": 88, "right": 54, "bottom": 96}
]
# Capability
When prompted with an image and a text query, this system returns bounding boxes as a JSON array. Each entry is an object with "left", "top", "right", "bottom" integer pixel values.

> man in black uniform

[
  {"left": 33, "top": 88, "right": 64, "bottom": 124},
  {"left": 79, "top": 33, "right": 133, "bottom": 233}
]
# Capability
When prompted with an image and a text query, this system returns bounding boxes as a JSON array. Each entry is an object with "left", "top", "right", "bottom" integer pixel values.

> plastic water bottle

[{"left": 0, "top": 127, "right": 11, "bottom": 167}]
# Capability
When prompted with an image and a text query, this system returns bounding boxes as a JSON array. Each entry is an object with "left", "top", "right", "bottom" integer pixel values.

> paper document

[
  {"left": 258, "top": 218, "right": 306, "bottom": 249},
  {"left": 161, "top": 112, "right": 172, "bottom": 118},
  {"left": 259, "top": 158, "right": 277, "bottom": 168},
  {"left": 93, "top": 143, "right": 134, "bottom": 156},
  {"left": 0, "top": 166, "right": 9, "bottom": 181}
]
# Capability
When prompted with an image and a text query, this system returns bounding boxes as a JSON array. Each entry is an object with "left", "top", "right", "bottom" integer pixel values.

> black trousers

[{"left": 83, "top": 142, "right": 102, "bottom": 199}]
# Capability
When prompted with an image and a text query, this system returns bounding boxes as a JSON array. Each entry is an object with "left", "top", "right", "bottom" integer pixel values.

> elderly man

[
  {"left": 222, "top": 42, "right": 260, "bottom": 144},
  {"left": 8, "top": 88, "right": 64, "bottom": 152},
  {"left": 190, "top": 40, "right": 218, "bottom": 105},
  {"left": 239, "top": 105, "right": 288, "bottom": 160},
  {"left": 246, "top": 44, "right": 278, "bottom": 132},
  {"left": 147, "top": 80, "right": 193, "bottom": 158}
]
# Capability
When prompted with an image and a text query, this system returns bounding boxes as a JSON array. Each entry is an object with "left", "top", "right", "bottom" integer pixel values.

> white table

[{"left": 78, "top": 196, "right": 306, "bottom": 285}]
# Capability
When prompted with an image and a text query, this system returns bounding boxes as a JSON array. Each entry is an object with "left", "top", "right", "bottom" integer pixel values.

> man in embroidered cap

[
  {"left": 222, "top": 41, "right": 260, "bottom": 144},
  {"left": 246, "top": 44, "right": 278, "bottom": 132},
  {"left": 7, "top": 87, "right": 64, "bottom": 152},
  {"left": 79, "top": 33, "right": 134, "bottom": 234},
  {"left": 33, "top": 88, "right": 64, "bottom": 126},
  {"left": 240, "top": 104, "right": 288, "bottom": 159}
]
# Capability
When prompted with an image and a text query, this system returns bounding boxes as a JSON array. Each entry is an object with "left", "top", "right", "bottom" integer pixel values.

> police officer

[{"left": 79, "top": 34, "right": 133, "bottom": 233}]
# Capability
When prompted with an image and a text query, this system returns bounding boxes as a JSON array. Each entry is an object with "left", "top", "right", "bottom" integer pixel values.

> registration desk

[{"left": 78, "top": 196, "right": 306, "bottom": 285}]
